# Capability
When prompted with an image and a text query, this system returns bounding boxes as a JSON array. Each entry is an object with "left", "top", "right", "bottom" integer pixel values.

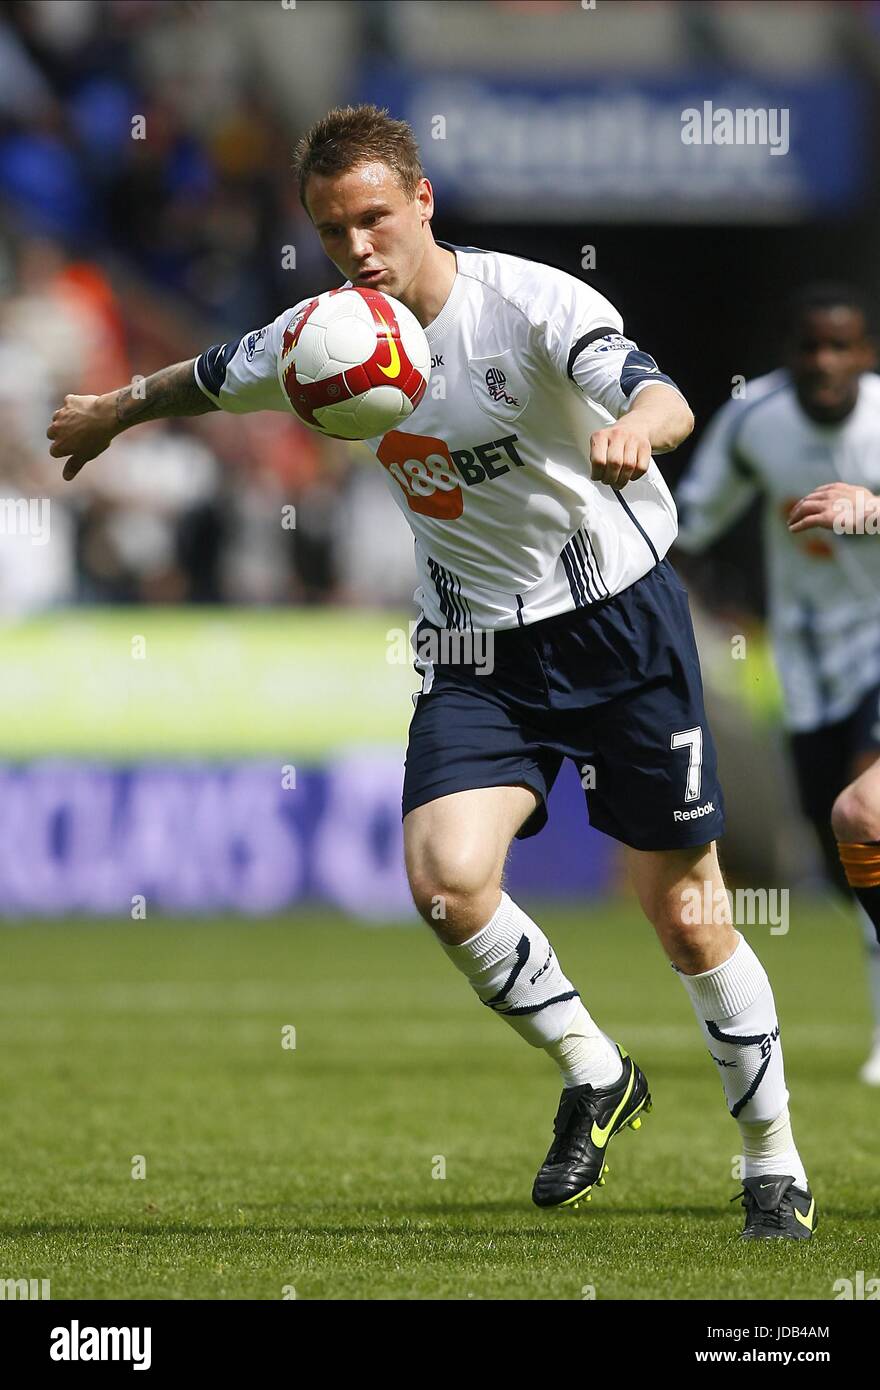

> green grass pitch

[{"left": 0, "top": 898, "right": 876, "bottom": 1300}]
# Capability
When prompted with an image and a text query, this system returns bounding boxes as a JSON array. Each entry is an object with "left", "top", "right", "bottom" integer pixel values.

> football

[{"left": 277, "top": 287, "right": 430, "bottom": 439}]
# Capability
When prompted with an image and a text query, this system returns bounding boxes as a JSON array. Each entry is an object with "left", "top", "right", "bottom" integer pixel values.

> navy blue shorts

[
  {"left": 789, "top": 680, "right": 880, "bottom": 824},
  {"left": 402, "top": 559, "right": 726, "bottom": 851}
]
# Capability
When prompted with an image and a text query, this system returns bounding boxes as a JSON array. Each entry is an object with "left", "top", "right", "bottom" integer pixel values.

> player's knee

[
  {"left": 657, "top": 910, "right": 718, "bottom": 965},
  {"left": 642, "top": 881, "right": 703, "bottom": 936},
  {"left": 406, "top": 844, "right": 498, "bottom": 925},
  {"left": 832, "top": 784, "right": 880, "bottom": 844},
  {"left": 643, "top": 879, "right": 731, "bottom": 966}
]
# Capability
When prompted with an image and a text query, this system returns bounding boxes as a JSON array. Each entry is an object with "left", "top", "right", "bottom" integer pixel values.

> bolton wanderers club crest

[
  {"left": 484, "top": 366, "right": 519, "bottom": 407},
  {"left": 468, "top": 351, "right": 530, "bottom": 422}
]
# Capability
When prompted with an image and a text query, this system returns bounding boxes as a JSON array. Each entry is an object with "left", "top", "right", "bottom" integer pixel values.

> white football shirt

[
  {"left": 676, "top": 370, "right": 880, "bottom": 732},
  {"left": 194, "top": 242, "right": 685, "bottom": 631}
]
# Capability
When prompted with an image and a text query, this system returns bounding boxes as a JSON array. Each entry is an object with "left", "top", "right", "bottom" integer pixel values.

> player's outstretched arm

[
  {"left": 788, "top": 481, "right": 880, "bottom": 534},
  {"left": 589, "top": 383, "right": 694, "bottom": 490},
  {"left": 47, "top": 360, "right": 220, "bottom": 481}
]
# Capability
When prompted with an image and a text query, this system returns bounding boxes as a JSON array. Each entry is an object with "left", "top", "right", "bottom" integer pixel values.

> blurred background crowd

[
  {"left": 0, "top": 0, "right": 429, "bottom": 616},
  {"left": 2, "top": 0, "right": 879, "bottom": 621}
]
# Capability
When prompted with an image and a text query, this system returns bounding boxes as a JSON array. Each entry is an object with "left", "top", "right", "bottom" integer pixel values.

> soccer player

[
  {"left": 47, "top": 105, "right": 815, "bottom": 1238},
  {"left": 788, "top": 481, "right": 880, "bottom": 964},
  {"left": 676, "top": 284, "right": 880, "bottom": 1086}
]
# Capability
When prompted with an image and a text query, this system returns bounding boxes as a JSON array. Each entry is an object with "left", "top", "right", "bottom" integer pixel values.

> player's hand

[
  {"left": 47, "top": 393, "right": 120, "bottom": 480},
  {"left": 589, "top": 423, "right": 652, "bottom": 490},
  {"left": 787, "top": 482, "right": 880, "bottom": 534}
]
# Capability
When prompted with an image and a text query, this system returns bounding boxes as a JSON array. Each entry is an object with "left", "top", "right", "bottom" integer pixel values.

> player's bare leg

[
  {"left": 625, "top": 841, "right": 737, "bottom": 972},
  {"left": 832, "top": 754, "right": 880, "bottom": 1083},
  {"left": 404, "top": 784, "right": 533, "bottom": 944},
  {"left": 405, "top": 785, "right": 651, "bottom": 1208},
  {"left": 405, "top": 786, "right": 620, "bottom": 1075},
  {"left": 625, "top": 840, "right": 816, "bottom": 1239}
]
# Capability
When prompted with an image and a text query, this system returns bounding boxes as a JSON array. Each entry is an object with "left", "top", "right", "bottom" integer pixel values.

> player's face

[
  {"left": 306, "top": 162, "right": 431, "bottom": 300},
  {"left": 791, "top": 307, "right": 875, "bottom": 423}
]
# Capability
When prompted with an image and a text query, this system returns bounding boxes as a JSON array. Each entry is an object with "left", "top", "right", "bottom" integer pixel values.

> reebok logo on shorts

[{"left": 674, "top": 801, "right": 715, "bottom": 822}]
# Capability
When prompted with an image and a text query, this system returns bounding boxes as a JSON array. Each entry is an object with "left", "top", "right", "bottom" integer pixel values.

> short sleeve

[
  {"left": 569, "top": 333, "right": 687, "bottom": 419},
  {"left": 535, "top": 270, "right": 624, "bottom": 381},
  {"left": 534, "top": 270, "right": 685, "bottom": 419},
  {"left": 193, "top": 303, "right": 308, "bottom": 414}
]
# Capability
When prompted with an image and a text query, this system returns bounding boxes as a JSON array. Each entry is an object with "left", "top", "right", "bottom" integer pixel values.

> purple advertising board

[{"left": 0, "top": 757, "right": 616, "bottom": 918}]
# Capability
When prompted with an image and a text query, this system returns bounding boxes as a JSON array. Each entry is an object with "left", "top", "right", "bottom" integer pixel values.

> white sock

[
  {"left": 675, "top": 933, "right": 808, "bottom": 1187},
  {"left": 544, "top": 1004, "right": 624, "bottom": 1088},
  {"left": 442, "top": 893, "right": 621, "bottom": 1085},
  {"left": 738, "top": 1106, "right": 807, "bottom": 1189}
]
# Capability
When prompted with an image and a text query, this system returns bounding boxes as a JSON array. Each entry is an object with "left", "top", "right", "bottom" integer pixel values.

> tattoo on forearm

[{"left": 115, "top": 360, "right": 220, "bottom": 427}]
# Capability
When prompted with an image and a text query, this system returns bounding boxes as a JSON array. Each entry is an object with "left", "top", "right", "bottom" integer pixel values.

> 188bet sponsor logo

[{"left": 377, "top": 430, "right": 525, "bottom": 518}]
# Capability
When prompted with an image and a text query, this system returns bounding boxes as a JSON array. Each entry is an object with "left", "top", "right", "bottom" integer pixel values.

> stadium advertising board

[
  {"left": 0, "top": 611, "right": 615, "bottom": 915},
  {"left": 358, "top": 72, "right": 866, "bottom": 220}
]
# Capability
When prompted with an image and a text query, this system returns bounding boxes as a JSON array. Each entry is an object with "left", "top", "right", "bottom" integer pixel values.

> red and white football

[{"left": 277, "top": 287, "right": 430, "bottom": 440}]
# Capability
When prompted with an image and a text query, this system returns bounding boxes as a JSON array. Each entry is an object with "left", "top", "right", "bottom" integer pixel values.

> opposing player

[
  {"left": 676, "top": 284, "right": 880, "bottom": 1085},
  {"left": 47, "top": 105, "right": 816, "bottom": 1237}
]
